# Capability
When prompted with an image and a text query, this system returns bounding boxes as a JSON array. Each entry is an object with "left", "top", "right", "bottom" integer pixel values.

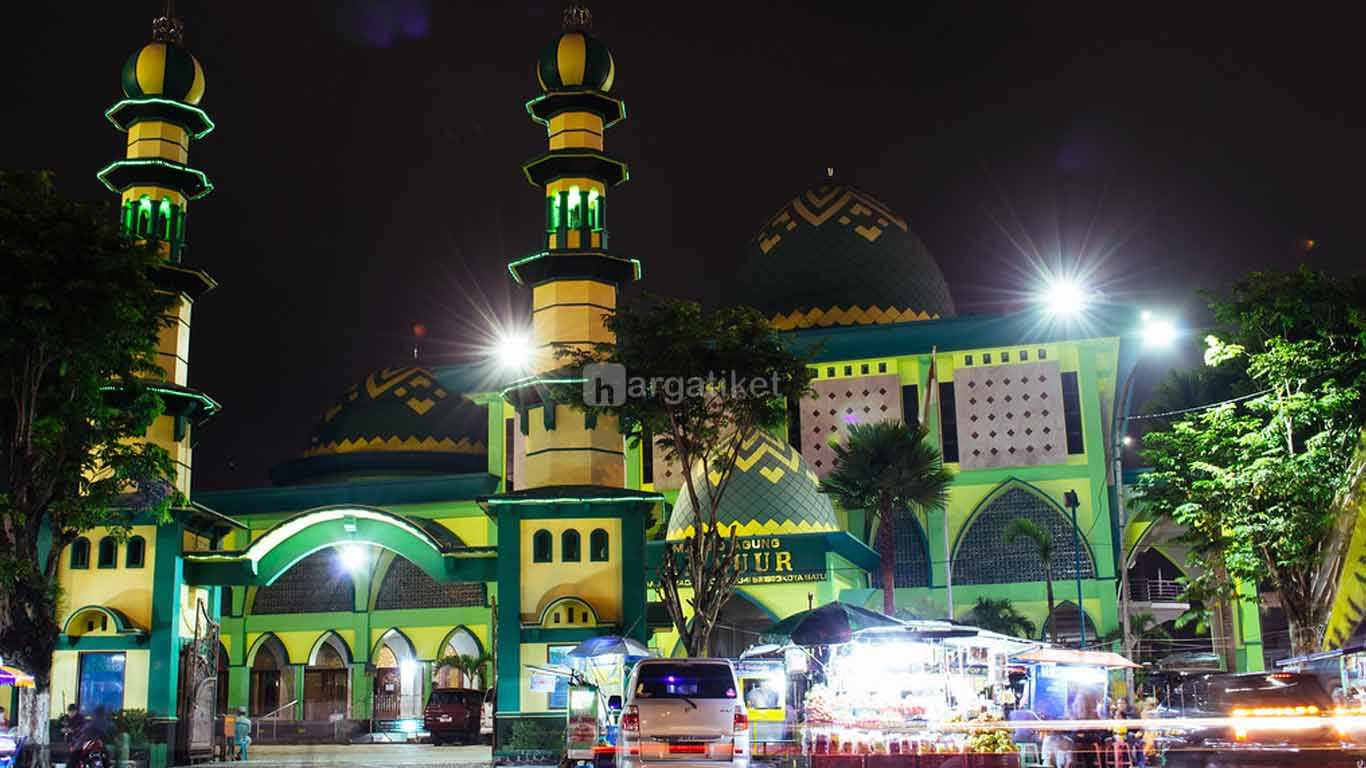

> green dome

[
  {"left": 666, "top": 431, "right": 839, "bottom": 540},
  {"left": 121, "top": 42, "right": 205, "bottom": 104},
  {"left": 271, "top": 367, "right": 486, "bottom": 484},
  {"left": 733, "top": 182, "right": 955, "bottom": 329},
  {"left": 537, "top": 31, "right": 616, "bottom": 92}
]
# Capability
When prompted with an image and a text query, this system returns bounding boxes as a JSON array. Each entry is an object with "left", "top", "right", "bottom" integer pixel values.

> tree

[
  {"left": 820, "top": 421, "right": 953, "bottom": 616},
  {"left": 0, "top": 171, "right": 180, "bottom": 742},
  {"left": 436, "top": 652, "right": 492, "bottom": 688},
  {"left": 1003, "top": 519, "right": 1057, "bottom": 643},
  {"left": 1135, "top": 269, "right": 1366, "bottom": 655},
  {"left": 556, "top": 297, "right": 813, "bottom": 656},
  {"left": 960, "top": 597, "right": 1036, "bottom": 639}
]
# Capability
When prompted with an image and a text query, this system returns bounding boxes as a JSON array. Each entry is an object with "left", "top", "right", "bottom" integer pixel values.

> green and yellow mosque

[{"left": 17, "top": 4, "right": 1282, "bottom": 757}]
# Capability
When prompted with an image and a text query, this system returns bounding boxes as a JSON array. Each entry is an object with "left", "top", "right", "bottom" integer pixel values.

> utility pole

[{"left": 1064, "top": 490, "right": 1086, "bottom": 647}]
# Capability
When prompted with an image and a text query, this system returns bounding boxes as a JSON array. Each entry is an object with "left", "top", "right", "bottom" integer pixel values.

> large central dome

[{"left": 732, "top": 182, "right": 955, "bottom": 329}]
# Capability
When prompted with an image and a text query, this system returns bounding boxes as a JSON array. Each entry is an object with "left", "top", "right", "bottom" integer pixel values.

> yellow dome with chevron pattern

[{"left": 666, "top": 431, "right": 839, "bottom": 540}]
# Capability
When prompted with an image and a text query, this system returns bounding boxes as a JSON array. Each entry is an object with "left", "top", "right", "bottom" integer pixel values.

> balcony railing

[{"left": 1129, "top": 576, "right": 1184, "bottom": 602}]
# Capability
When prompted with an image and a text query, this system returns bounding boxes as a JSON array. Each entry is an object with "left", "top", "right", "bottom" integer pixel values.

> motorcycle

[{"left": 69, "top": 735, "right": 109, "bottom": 768}]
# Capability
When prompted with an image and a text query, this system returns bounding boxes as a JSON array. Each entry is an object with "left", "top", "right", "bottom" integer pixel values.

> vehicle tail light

[
  {"left": 621, "top": 705, "right": 640, "bottom": 733},
  {"left": 733, "top": 711, "right": 750, "bottom": 733}
]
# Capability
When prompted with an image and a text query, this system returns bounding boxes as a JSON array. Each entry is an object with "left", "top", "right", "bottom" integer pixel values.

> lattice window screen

[
  {"left": 869, "top": 515, "right": 932, "bottom": 588},
  {"left": 374, "top": 557, "right": 486, "bottom": 610},
  {"left": 953, "top": 362, "right": 1067, "bottom": 470},
  {"left": 951, "top": 486, "right": 1096, "bottom": 585},
  {"left": 801, "top": 375, "right": 904, "bottom": 477},
  {"left": 252, "top": 551, "right": 355, "bottom": 614}
]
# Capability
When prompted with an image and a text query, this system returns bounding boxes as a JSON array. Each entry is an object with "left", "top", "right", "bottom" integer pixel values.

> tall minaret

[
  {"left": 97, "top": 9, "right": 219, "bottom": 498},
  {"left": 508, "top": 4, "right": 635, "bottom": 489}
]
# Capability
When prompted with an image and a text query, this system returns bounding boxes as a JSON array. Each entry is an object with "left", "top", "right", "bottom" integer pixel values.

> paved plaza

[{"left": 190, "top": 743, "right": 500, "bottom": 767}]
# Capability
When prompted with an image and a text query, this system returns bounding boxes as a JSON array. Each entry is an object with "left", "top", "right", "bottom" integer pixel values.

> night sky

[{"left": 3, "top": 2, "right": 1358, "bottom": 490}]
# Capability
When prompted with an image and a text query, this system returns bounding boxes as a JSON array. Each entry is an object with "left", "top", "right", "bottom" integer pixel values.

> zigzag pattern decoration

[
  {"left": 1319, "top": 441, "right": 1366, "bottom": 649},
  {"left": 667, "top": 517, "right": 839, "bottom": 540},
  {"left": 769, "top": 305, "right": 938, "bottom": 330},
  {"left": 304, "top": 435, "right": 486, "bottom": 457}
]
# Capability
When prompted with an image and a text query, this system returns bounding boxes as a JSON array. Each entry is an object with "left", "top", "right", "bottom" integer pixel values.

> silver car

[{"left": 619, "top": 658, "right": 750, "bottom": 768}]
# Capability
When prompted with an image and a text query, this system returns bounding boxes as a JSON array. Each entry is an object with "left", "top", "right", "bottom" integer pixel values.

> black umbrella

[{"left": 763, "top": 602, "right": 905, "bottom": 646}]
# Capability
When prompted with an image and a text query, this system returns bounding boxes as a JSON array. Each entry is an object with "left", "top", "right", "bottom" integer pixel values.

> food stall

[{"left": 800, "top": 622, "right": 1036, "bottom": 763}]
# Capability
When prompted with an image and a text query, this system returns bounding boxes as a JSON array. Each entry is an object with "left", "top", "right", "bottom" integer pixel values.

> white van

[{"left": 619, "top": 658, "right": 750, "bottom": 768}]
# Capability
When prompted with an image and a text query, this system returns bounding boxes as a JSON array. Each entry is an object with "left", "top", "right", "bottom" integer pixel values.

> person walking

[{"left": 233, "top": 707, "right": 251, "bottom": 761}]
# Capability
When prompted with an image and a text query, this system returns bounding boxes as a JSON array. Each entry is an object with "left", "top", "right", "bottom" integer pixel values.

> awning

[
  {"left": 0, "top": 665, "right": 35, "bottom": 688},
  {"left": 1012, "top": 647, "right": 1141, "bottom": 669}
]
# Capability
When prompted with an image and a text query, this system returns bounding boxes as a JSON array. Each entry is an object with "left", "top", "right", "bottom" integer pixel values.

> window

[
  {"left": 504, "top": 419, "right": 515, "bottom": 492},
  {"left": 825, "top": 367, "right": 835, "bottom": 377},
  {"left": 860, "top": 363, "right": 869, "bottom": 374},
  {"left": 97, "top": 537, "right": 118, "bottom": 569},
  {"left": 70, "top": 538, "right": 91, "bottom": 569},
  {"left": 843, "top": 365, "right": 852, "bottom": 376},
  {"left": 566, "top": 186, "right": 582, "bottom": 229},
  {"left": 878, "top": 362, "right": 887, "bottom": 373},
  {"left": 1019, "top": 349, "right": 1029, "bottom": 361},
  {"left": 561, "top": 530, "right": 581, "bottom": 562},
  {"left": 1001, "top": 351, "right": 1010, "bottom": 362},
  {"left": 939, "top": 382, "right": 959, "bottom": 463},
  {"left": 635, "top": 662, "right": 737, "bottom": 699},
  {"left": 1038, "top": 348, "right": 1047, "bottom": 360},
  {"left": 78, "top": 652, "right": 126, "bottom": 715},
  {"left": 126, "top": 536, "right": 145, "bottom": 568},
  {"left": 532, "top": 530, "right": 553, "bottom": 563},
  {"left": 587, "top": 190, "right": 602, "bottom": 231},
  {"left": 900, "top": 384, "right": 919, "bottom": 427},
  {"left": 546, "top": 195, "right": 561, "bottom": 232},
  {"left": 964, "top": 354, "right": 973, "bottom": 366},
  {"left": 590, "top": 529, "right": 609, "bottom": 562},
  {"left": 982, "top": 353, "right": 992, "bottom": 364},
  {"left": 786, "top": 397, "right": 802, "bottom": 450},
  {"left": 642, "top": 430, "right": 655, "bottom": 483},
  {"left": 1060, "top": 372, "right": 1085, "bottom": 454},
  {"left": 548, "top": 645, "right": 573, "bottom": 709}
]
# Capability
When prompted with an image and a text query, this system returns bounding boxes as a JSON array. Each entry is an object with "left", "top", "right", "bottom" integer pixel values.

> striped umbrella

[{"left": 0, "top": 665, "right": 34, "bottom": 688}]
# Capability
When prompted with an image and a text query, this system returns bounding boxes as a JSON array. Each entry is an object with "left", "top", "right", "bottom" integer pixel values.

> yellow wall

[
  {"left": 518, "top": 642, "right": 579, "bottom": 713},
  {"left": 520, "top": 519, "right": 622, "bottom": 624},
  {"left": 434, "top": 516, "right": 492, "bottom": 547},
  {"left": 58, "top": 525, "right": 157, "bottom": 632}
]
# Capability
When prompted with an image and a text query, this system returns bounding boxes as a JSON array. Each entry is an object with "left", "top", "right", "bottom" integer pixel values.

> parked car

[
  {"left": 1155, "top": 671, "right": 1350, "bottom": 767},
  {"left": 424, "top": 687, "right": 484, "bottom": 746},
  {"left": 619, "top": 658, "right": 749, "bottom": 768}
]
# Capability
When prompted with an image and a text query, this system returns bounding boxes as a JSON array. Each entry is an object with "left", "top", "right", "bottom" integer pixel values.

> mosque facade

[{"left": 19, "top": 6, "right": 1267, "bottom": 756}]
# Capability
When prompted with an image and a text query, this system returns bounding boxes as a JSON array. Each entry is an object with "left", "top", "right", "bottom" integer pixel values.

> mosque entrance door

[{"left": 176, "top": 601, "right": 220, "bottom": 762}]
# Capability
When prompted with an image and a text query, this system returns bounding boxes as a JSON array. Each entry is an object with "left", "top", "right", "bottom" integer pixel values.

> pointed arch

[
  {"left": 870, "top": 513, "right": 932, "bottom": 588},
  {"left": 371, "top": 627, "right": 418, "bottom": 663},
  {"left": 247, "top": 632, "right": 291, "bottom": 667},
  {"left": 307, "top": 631, "right": 353, "bottom": 667},
  {"left": 538, "top": 597, "right": 599, "bottom": 628},
  {"left": 438, "top": 625, "right": 485, "bottom": 659},
  {"left": 951, "top": 478, "right": 1096, "bottom": 586},
  {"left": 1040, "top": 600, "right": 1098, "bottom": 644}
]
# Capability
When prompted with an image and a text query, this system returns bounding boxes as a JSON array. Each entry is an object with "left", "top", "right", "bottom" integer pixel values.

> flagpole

[{"left": 919, "top": 347, "right": 952, "bottom": 620}]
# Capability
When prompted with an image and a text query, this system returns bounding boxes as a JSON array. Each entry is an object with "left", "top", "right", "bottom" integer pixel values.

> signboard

[
  {"left": 566, "top": 685, "right": 600, "bottom": 758},
  {"left": 529, "top": 672, "right": 557, "bottom": 693},
  {"left": 735, "top": 659, "right": 786, "bottom": 722},
  {"left": 648, "top": 536, "right": 829, "bottom": 587}
]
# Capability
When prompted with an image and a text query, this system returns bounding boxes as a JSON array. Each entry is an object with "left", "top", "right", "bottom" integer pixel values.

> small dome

[
  {"left": 666, "top": 432, "right": 839, "bottom": 540},
  {"left": 121, "top": 42, "right": 206, "bottom": 104},
  {"left": 732, "top": 182, "right": 955, "bottom": 329},
  {"left": 272, "top": 367, "right": 486, "bottom": 484},
  {"left": 537, "top": 31, "right": 615, "bottom": 92}
]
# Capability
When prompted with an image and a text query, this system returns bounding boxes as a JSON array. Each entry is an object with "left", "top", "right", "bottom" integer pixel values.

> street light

[
  {"left": 338, "top": 544, "right": 368, "bottom": 573},
  {"left": 1115, "top": 310, "right": 1179, "bottom": 694},
  {"left": 1041, "top": 278, "right": 1092, "bottom": 316},
  {"left": 494, "top": 332, "right": 535, "bottom": 371}
]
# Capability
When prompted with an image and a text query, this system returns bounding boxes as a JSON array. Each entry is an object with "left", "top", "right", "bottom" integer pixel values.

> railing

[
  {"left": 256, "top": 698, "right": 299, "bottom": 741},
  {"left": 1129, "top": 576, "right": 1184, "bottom": 602}
]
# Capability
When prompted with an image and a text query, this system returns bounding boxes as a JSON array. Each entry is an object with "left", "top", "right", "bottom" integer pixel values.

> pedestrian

[
  {"left": 233, "top": 707, "right": 251, "bottom": 761},
  {"left": 59, "top": 704, "right": 84, "bottom": 744},
  {"left": 0, "top": 705, "right": 7, "bottom": 730}
]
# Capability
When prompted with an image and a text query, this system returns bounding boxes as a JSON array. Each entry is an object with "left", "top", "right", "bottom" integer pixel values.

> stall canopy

[
  {"left": 567, "top": 635, "right": 651, "bottom": 660},
  {"left": 1012, "top": 647, "right": 1140, "bottom": 668},
  {"left": 764, "top": 602, "right": 904, "bottom": 645},
  {"left": 0, "top": 664, "right": 35, "bottom": 687}
]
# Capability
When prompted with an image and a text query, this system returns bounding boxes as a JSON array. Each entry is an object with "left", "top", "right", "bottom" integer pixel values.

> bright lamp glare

[
  {"left": 495, "top": 333, "right": 534, "bottom": 370},
  {"left": 339, "top": 544, "right": 368, "bottom": 572},
  {"left": 1142, "top": 316, "right": 1177, "bottom": 349},
  {"left": 1042, "top": 279, "right": 1090, "bottom": 315},
  {"left": 400, "top": 659, "right": 422, "bottom": 680}
]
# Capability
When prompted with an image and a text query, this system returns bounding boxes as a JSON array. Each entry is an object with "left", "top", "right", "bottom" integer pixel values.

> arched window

[
  {"left": 590, "top": 529, "right": 609, "bottom": 562},
  {"left": 952, "top": 485, "right": 1096, "bottom": 585},
  {"left": 533, "top": 530, "right": 553, "bottom": 563},
  {"left": 562, "top": 530, "right": 581, "bottom": 562},
  {"left": 566, "top": 186, "right": 582, "bottom": 229},
  {"left": 126, "top": 536, "right": 146, "bottom": 568},
  {"left": 97, "top": 537, "right": 118, "bottom": 569},
  {"left": 70, "top": 538, "right": 91, "bottom": 569}
]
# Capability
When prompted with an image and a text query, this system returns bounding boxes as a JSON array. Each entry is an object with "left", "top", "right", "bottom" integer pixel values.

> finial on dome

[
  {"left": 563, "top": 2, "right": 592, "bottom": 31},
  {"left": 151, "top": 0, "right": 184, "bottom": 44}
]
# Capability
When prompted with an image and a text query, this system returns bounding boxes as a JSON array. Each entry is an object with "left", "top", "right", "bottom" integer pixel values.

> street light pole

[
  {"left": 1064, "top": 489, "right": 1086, "bottom": 647},
  {"left": 1114, "top": 372, "right": 1139, "bottom": 680}
]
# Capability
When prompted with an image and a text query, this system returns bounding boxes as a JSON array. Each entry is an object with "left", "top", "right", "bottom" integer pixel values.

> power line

[{"left": 1127, "top": 389, "right": 1273, "bottom": 422}]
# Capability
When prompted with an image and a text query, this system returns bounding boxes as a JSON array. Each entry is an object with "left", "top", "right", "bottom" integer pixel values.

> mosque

[{"left": 15, "top": 4, "right": 1270, "bottom": 758}]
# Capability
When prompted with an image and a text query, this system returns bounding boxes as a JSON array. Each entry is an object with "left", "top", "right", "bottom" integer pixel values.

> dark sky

[{"left": 4, "top": 2, "right": 1358, "bottom": 490}]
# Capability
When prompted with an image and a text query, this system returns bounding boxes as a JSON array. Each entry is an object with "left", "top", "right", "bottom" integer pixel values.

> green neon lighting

[
  {"left": 99, "top": 383, "right": 222, "bottom": 413},
  {"left": 567, "top": 185, "right": 582, "bottom": 230},
  {"left": 241, "top": 507, "right": 440, "bottom": 567},
  {"left": 486, "top": 495, "right": 661, "bottom": 506},
  {"left": 96, "top": 158, "right": 214, "bottom": 200},
  {"left": 499, "top": 376, "right": 586, "bottom": 398},
  {"left": 505, "top": 251, "right": 643, "bottom": 284},
  {"left": 104, "top": 97, "right": 216, "bottom": 139}
]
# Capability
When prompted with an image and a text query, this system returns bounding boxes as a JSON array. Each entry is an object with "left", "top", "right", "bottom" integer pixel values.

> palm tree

[
  {"left": 962, "top": 597, "right": 1036, "bottom": 639},
  {"left": 1103, "top": 612, "right": 1172, "bottom": 660},
  {"left": 821, "top": 422, "right": 954, "bottom": 616},
  {"left": 1003, "top": 518, "right": 1057, "bottom": 642}
]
